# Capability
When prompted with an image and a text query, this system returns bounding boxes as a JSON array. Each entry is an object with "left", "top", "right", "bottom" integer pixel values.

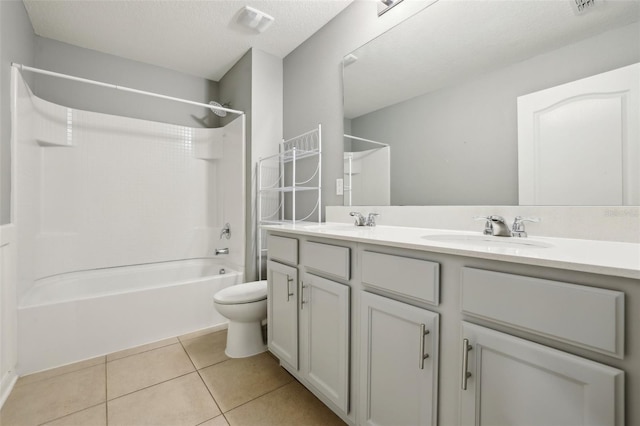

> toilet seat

[{"left": 214, "top": 280, "right": 267, "bottom": 305}]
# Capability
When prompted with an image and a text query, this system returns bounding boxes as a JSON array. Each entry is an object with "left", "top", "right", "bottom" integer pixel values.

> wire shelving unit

[{"left": 257, "top": 125, "right": 322, "bottom": 279}]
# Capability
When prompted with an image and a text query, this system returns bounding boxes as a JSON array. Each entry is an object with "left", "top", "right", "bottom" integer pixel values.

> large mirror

[{"left": 343, "top": 0, "right": 640, "bottom": 206}]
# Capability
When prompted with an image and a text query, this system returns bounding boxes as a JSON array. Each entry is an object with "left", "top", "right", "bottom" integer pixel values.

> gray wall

[
  {"left": 1, "top": 0, "right": 35, "bottom": 225},
  {"left": 283, "top": 0, "right": 435, "bottom": 217},
  {"left": 250, "top": 49, "right": 284, "bottom": 279},
  {"left": 33, "top": 37, "right": 219, "bottom": 129},
  {"left": 351, "top": 22, "right": 640, "bottom": 206}
]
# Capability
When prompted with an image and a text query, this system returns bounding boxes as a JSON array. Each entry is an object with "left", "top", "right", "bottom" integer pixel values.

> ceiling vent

[{"left": 237, "top": 6, "right": 275, "bottom": 33}]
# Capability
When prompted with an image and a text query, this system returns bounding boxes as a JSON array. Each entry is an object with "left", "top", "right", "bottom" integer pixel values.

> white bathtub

[{"left": 18, "top": 259, "right": 242, "bottom": 375}]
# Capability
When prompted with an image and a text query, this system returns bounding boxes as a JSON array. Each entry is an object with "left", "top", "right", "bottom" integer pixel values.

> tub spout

[{"left": 215, "top": 248, "right": 229, "bottom": 255}]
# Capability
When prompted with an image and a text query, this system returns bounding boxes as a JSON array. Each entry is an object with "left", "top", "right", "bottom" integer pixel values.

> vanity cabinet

[
  {"left": 265, "top": 226, "right": 637, "bottom": 426},
  {"left": 460, "top": 322, "right": 624, "bottom": 426},
  {"left": 266, "top": 235, "right": 352, "bottom": 418},
  {"left": 359, "top": 291, "right": 439, "bottom": 426}
]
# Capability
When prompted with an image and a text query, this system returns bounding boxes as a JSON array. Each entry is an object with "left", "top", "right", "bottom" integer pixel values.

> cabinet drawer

[
  {"left": 361, "top": 251, "right": 440, "bottom": 306},
  {"left": 461, "top": 267, "right": 625, "bottom": 358},
  {"left": 302, "top": 241, "right": 350, "bottom": 280},
  {"left": 268, "top": 235, "right": 298, "bottom": 265}
]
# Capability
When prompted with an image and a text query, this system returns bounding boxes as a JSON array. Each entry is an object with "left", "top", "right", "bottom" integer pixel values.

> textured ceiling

[{"left": 23, "top": 0, "right": 354, "bottom": 81}]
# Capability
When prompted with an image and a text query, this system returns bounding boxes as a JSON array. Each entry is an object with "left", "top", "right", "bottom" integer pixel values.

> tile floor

[{"left": 0, "top": 329, "right": 346, "bottom": 426}]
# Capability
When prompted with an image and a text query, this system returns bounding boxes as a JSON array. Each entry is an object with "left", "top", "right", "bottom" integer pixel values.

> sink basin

[{"left": 421, "top": 234, "right": 553, "bottom": 249}]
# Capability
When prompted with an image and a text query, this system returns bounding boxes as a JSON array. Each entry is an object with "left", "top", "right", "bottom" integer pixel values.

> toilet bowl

[{"left": 213, "top": 280, "right": 267, "bottom": 358}]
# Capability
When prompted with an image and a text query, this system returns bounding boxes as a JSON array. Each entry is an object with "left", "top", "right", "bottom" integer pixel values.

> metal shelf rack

[{"left": 257, "top": 125, "right": 322, "bottom": 279}]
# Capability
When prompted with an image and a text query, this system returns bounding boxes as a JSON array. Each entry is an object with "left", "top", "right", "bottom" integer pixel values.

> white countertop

[{"left": 262, "top": 222, "right": 640, "bottom": 280}]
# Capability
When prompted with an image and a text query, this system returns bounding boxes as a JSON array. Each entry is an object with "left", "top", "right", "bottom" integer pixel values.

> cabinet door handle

[
  {"left": 419, "top": 324, "right": 430, "bottom": 369},
  {"left": 286, "top": 275, "right": 294, "bottom": 301},
  {"left": 300, "top": 281, "right": 309, "bottom": 309},
  {"left": 461, "top": 338, "right": 473, "bottom": 390}
]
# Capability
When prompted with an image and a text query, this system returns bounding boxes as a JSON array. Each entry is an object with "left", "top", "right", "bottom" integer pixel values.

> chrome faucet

[
  {"left": 350, "top": 212, "right": 367, "bottom": 226},
  {"left": 215, "top": 248, "right": 229, "bottom": 255},
  {"left": 474, "top": 215, "right": 511, "bottom": 237},
  {"left": 220, "top": 223, "right": 231, "bottom": 240},
  {"left": 350, "top": 211, "right": 379, "bottom": 226},
  {"left": 511, "top": 216, "right": 540, "bottom": 238}
]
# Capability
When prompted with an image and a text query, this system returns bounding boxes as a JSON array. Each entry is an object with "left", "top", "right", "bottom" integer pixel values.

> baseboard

[{"left": 0, "top": 370, "right": 18, "bottom": 410}]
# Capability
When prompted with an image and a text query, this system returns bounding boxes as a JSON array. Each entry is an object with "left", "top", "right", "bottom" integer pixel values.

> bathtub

[{"left": 18, "top": 259, "right": 242, "bottom": 375}]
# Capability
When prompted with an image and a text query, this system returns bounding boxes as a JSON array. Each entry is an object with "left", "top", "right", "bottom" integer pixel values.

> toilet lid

[{"left": 214, "top": 280, "right": 267, "bottom": 304}]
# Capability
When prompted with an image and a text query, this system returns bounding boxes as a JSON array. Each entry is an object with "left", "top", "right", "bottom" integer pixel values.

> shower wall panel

[{"left": 12, "top": 70, "right": 244, "bottom": 299}]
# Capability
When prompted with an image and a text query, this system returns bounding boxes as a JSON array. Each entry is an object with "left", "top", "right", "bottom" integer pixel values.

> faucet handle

[
  {"left": 511, "top": 216, "right": 540, "bottom": 237},
  {"left": 366, "top": 212, "right": 379, "bottom": 226},
  {"left": 473, "top": 215, "right": 505, "bottom": 222},
  {"left": 473, "top": 216, "right": 493, "bottom": 235}
]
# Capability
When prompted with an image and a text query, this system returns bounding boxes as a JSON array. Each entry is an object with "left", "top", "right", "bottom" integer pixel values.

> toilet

[{"left": 213, "top": 280, "right": 268, "bottom": 358}]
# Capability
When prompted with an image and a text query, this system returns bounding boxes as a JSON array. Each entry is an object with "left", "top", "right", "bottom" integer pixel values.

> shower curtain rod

[
  {"left": 344, "top": 134, "right": 389, "bottom": 147},
  {"left": 12, "top": 63, "right": 245, "bottom": 116}
]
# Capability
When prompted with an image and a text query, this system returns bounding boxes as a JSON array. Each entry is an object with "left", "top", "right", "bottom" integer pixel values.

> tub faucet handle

[
  {"left": 215, "top": 248, "right": 229, "bottom": 255},
  {"left": 220, "top": 223, "right": 231, "bottom": 240}
]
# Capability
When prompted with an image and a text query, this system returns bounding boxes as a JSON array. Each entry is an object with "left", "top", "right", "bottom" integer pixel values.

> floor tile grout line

[
  {"left": 195, "top": 368, "right": 225, "bottom": 417},
  {"left": 194, "top": 414, "right": 228, "bottom": 426},
  {"left": 221, "top": 374, "right": 296, "bottom": 415},
  {"left": 180, "top": 329, "right": 230, "bottom": 370},
  {"left": 106, "top": 370, "right": 198, "bottom": 402},
  {"left": 34, "top": 402, "right": 105, "bottom": 426},
  {"left": 180, "top": 338, "right": 226, "bottom": 417},
  {"left": 178, "top": 328, "right": 224, "bottom": 344},
  {"left": 106, "top": 339, "right": 182, "bottom": 364},
  {"left": 222, "top": 412, "right": 231, "bottom": 426},
  {"left": 105, "top": 358, "right": 109, "bottom": 426},
  {"left": 16, "top": 358, "right": 107, "bottom": 389},
  {"left": 105, "top": 342, "right": 196, "bottom": 401},
  {"left": 105, "top": 333, "right": 228, "bottom": 402}
]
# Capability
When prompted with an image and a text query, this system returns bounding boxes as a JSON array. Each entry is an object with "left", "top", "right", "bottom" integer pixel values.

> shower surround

[{"left": 11, "top": 68, "right": 246, "bottom": 374}]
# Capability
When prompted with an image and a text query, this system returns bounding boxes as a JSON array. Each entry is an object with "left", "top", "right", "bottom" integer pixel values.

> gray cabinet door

[
  {"left": 267, "top": 260, "right": 298, "bottom": 369},
  {"left": 460, "top": 322, "right": 624, "bottom": 426},
  {"left": 301, "top": 274, "right": 350, "bottom": 412},
  {"left": 359, "top": 291, "right": 439, "bottom": 426}
]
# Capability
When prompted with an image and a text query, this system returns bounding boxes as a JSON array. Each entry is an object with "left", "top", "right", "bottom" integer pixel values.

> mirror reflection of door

[{"left": 518, "top": 63, "right": 639, "bottom": 205}]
